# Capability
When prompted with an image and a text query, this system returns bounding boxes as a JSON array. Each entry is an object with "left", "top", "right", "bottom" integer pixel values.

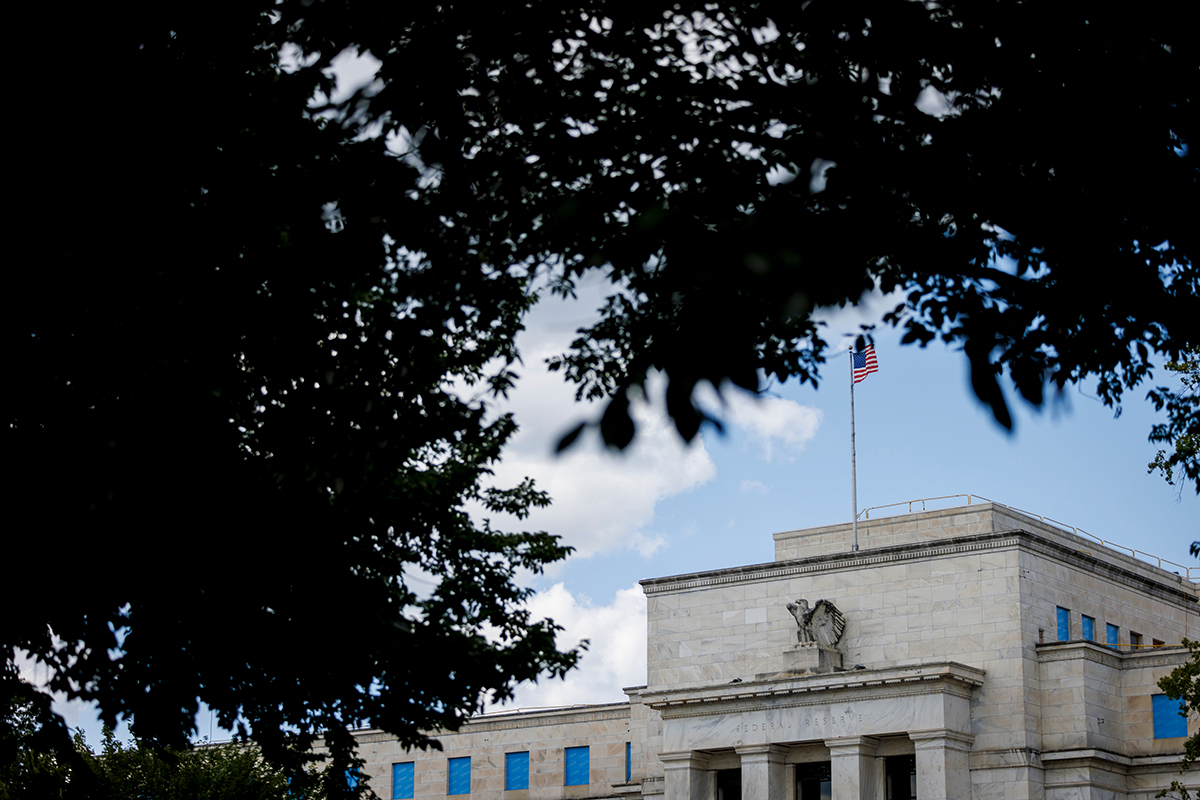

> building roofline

[{"left": 642, "top": 524, "right": 1197, "bottom": 606}]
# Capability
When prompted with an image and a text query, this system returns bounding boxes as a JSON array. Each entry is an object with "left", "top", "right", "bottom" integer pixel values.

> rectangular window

[
  {"left": 625, "top": 742, "right": 631, "bottom": 783},
  {"left": 884, "top": 755, "right": 917, "bottom": 800},
  {"left": 1056, "top": 607, "right": 1070, "bottom": 641},
  {"left": 1106, "top": 623, "right": 1119, "bottom": 650},
  {"left": 393, "top": 763, "right": 415, "bottom": 800},
  {"left": 565, "top": 746, "right": 589, "bottom": 786},
  {"left": 717, "top": 768, "right": 742, "bottom": 800},
  {"left": 1131, "top": 631, "right": 1143, "bottom": 648},
  {"left": 505, "top": 752, "right": 529, "bottom": 791},
  {"left": 1082, "top": 615, "right": 1095, "bottom": 641},
  {"left": 449, "top": 757, "right": 471, "bottom": 795},
  {"left": 1153, "top": 694, "right": 1188, "bottom": 738},
  {"left": 796, "top": 762, "right": 831, "bottom": 800}
]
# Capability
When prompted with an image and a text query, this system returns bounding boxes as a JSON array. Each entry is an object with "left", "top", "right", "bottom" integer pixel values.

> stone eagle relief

[{"left": 786, "top": 598, "right": 846, "bottom": 649}]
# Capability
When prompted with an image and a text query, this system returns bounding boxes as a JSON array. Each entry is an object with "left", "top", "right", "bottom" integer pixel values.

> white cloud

[
  {"left": 475, "top": 273, "right": 830, "bottom": 560},
  {"left": 478, "top": 276, "right": 717, "bottom": 562},
  {"left": 716, "top": 390, "right": 823, "bottom": 462},
  {"left": 488, "top": 364, "right": 715, "bottom": 561},
  {"left": 490, "top": 583, "right": 647, "bottom": 710},
  {"left": 740, "top": 480, "right": 770, "bottom": 495},
  {"left": 470, "top": 272, "right": 835, "bottom": 561}
]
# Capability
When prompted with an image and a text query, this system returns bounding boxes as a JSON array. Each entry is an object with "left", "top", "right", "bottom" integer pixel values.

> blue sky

[{"left": 541, "top": 323, "right": 1197, "bottom": 601}]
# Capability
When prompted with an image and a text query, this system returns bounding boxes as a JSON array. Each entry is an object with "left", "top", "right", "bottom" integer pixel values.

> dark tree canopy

[
  {"left": 8, "top": 3, "right": 580, "bottom": 795},
  {"left": 262, "top": 0, "right": 1195, "bottom": 444},
  {"left": 5, "top": 0, "right": 1196, "bottom": 796}
]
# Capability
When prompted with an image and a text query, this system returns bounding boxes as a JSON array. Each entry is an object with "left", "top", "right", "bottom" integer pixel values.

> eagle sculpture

[{"left": 785, "top": 598, "right": 846, "bottom": 649}]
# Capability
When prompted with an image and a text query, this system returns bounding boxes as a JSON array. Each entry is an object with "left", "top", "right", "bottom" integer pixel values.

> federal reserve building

[{"left": 349, "top": 501, "right": 1197, "bottom": 800}]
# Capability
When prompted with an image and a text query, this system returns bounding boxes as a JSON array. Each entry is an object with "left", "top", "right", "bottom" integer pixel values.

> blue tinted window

[
  {"left": 448, "top": 757, "right": 471, "bottom": 795},
  {"left": 1056, "top": 607, "right": 1070, "bottom": 641},
  {"left": 565, "top": 746, "right": 589, "bottom": 786},
  {"left": 1081, "top": 615, "right": 1094, "bottom": 641},
  {"left": 505, "top": 752, "right": 529, "bottom": 791},
  {"left": 393, "top": 762, "right": 415, "bottom": 800},
  {"left": 625, "top": 742, "right": 631, "bottom": 783},
  {"left": 1153, "top": 694, "right": 1188, "bottom": 739},
  {"left": 1106, "top": 623, "right": 1119, "bottom": 649}
]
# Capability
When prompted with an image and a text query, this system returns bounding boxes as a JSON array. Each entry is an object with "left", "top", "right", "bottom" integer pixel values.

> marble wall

[
  {"left": 642, "top": 537, "right": 1028, "bottom": 754},
  {"left": 353, "top": 703, "right": 636, "bottom": 800},
  {"left": 637, "top": 504, "right": 1198, "bottom": 798}
]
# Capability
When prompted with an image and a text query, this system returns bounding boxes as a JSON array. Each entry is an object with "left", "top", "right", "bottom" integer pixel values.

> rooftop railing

[{"left": 857, "top": 493, "right": 1198, "bottom": 582}]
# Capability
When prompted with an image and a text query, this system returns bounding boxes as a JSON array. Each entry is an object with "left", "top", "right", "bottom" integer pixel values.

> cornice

[
  {"left": 1036, "top": 641, "right": 1126, "bottom": 669},
  {"left": 350, "top": 703, "right": 633, "bottom": 742},
  {"left": 462, "top": 705, "right": 632, "bottom": 732},
  {"left": 1040, "top": 749, "right": 1190, "bottom": 775},
  {"left": 640, "top": 530, "right": 1196, "bottom": 607},
  {"left": 1036, "top": 641, "right": 1192, "bottom": 670},
  {"left": 639, "top": 662, "right": 985, "bottom": 719},
  {"left": 640, "top": 533, "right": 1022, "bottom": 595},
  {"left": 1042, "top": 748, "right": 1134, "bottom": 767},
  {"left": 1017, "top": 534, "right": 1197, "bottom": 606}
]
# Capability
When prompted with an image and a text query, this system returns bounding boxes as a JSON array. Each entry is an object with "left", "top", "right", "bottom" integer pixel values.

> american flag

[{"left": 852, "top": 345, "right": 879, "bottom": 384}]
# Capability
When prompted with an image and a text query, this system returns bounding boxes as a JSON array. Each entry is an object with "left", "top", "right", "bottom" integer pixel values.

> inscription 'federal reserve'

[{"left": 734, "top": 711, "right": 870, "bottom": 733}]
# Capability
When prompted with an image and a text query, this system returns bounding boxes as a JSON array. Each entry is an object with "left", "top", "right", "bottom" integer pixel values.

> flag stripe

[{"left": 852, "top": 345, "right": 879, "bottom": 384}]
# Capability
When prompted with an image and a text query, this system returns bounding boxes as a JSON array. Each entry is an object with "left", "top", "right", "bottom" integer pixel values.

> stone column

[
  {"left": 736, "top": 745, "right": 788, "bottom": 800},
  {"left": 662, "top": 752, "right": 712, "bottom": 800},
  {"left": 825, "top": 736, "right": 880, "bottom": 800},
  {"left": 909, "top": 729, "right": 974, "bottom": 800}
]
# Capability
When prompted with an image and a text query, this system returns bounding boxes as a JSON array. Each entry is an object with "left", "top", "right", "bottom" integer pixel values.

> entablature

[{"left": 637, "top": 661, "right": 986, "bottom": 719}]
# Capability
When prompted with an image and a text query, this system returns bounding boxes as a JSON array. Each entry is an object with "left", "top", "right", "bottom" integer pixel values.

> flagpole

[{"left": 850, "top": 349, "right": 859, "bottom": 552}]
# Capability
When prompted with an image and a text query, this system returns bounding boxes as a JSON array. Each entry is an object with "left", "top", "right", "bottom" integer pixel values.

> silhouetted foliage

[
  {"left": 1148, "top": 349, "right": 1200, "bottom": 494},
  {"left": 4, "top": 0, "right": 1196, "bottom": 796},
  {"left": 270, "top": 0, "right": 1194, "bottom": 458}
]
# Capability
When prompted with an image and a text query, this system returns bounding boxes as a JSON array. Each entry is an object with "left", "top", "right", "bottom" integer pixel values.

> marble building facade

[{"left": 355, "top": 502, "right": 1198, "bottom": 800}]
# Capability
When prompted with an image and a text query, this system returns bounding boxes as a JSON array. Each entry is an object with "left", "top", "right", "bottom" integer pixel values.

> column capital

[
  {"left": 824, "top": 735, "right": 881, "bottom": 755},
  {"left": 659, "top": 751, "right": 712, "bottom": 769},
  {"left": 910, "top": 729, "right": 973, "bottom": 800},
  {"left": 734, "top": 744, "right": 789, "bottom": 762},
  {"left": 825, "top": 736, "right": 882, "bottom": 799},
  {"left": 909, "top": 728, "right": 974, "bottom": 752},
  {"left": 738, "top": 744, "right": 787, "bottom": 800},
  {"left": 661, "top": 751, "right": 712, "bottom": 800}
]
